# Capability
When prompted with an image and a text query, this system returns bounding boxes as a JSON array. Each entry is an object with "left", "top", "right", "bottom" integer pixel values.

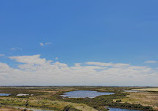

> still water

[
  {"left": 25, "top": 108, "right": 53, "bottom": 111},
  {"left": 109, "top": 108, "right": 141, "bottom": 111},
  {"left": 14, "top": 106, "right": 53, "bottom": 111},
  {"left": 10, "top": 106, "right": 142, "bottom": 111},
  {"left": 124, "top": 90, "right": 139, "bottom": 92},
  {"left": 0, "top": 93, "right": 10, "bottom": 96},
  {"left": 61, "top": 90, "right": 114, "bottom": 98}
]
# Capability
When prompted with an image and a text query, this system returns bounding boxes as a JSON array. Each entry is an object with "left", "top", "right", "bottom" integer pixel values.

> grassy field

[
  {"left": 0, "top": 97, "right": 97, "bottom": 111},
  {"left": 0, "top": 106, "right": 22, "bottom": 111},
  {"left": 120, "top": 92, "right": 158, "bottom": 111},
  {"left": 132, "top": 88, "right": 158, "bottom": 92},
  {"left": 0, "top": 87, "right": 99, "bottom": 111}
]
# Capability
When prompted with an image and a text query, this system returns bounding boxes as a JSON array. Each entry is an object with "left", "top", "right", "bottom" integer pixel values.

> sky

[{"left": 0, "top": 0, "right": 158, "bottom": 86}]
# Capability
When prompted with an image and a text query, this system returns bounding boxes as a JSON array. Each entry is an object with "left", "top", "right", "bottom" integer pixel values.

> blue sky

[
  {"left": 0, "top": 0, "right": 158, "bottom": 64},
  {"left": 0, "top": 0, "right": 158, "bottom": 86}
]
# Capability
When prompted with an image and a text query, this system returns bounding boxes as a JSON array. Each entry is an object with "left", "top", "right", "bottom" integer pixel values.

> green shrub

[{"left": 63, "top": 105, "right": 81, "bottom": 111}]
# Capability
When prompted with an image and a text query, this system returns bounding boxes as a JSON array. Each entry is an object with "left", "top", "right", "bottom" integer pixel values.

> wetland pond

[
  {"left": 61, "top": 90, "right": 142, "bottom": 111},
  {"left": 124, "top": 90, "right": 139, "bottom": 93},
  {"left": 61, "top": 90, "right": 114, "bottom": 98},
  {"left": 0, "top": 93, "right": 10, "bottom": 96},
  {"left": 13, "top": 106, "right": 53, "bottom": 111},
  {"left": 109, "top": 108, "right": 141, "bottom": 111}
]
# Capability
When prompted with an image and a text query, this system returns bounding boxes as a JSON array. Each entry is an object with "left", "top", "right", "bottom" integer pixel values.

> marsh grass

[
  {"left": 0, "top": 97, "right": 97, "bottom": 111},
  {"left": 0, "top": 86, "right": 157, "bottom": 111},
  {"left": 120, "top": 92, "right": 158, "bottom": 111},
  {"left": 132, "top": 88, "right": 158, "bottom": 92}
]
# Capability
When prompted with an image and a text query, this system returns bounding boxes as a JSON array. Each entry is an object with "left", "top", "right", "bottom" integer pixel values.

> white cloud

[
  {"left": 86, "top": 62, "right": 113, "bottom": 66},
  {"left": 40, "top": 43, "right": 44, "bottom": 46},
  {"left": 0, "top": 54, "right": 5, "bottom": 57},
  {"left": 0, "top": 63, "right": 12, "bottom": 73},
  {"left": 86, "top": 62, "right": 129, "bottom": 67},
  {"left": 0, "top": 55, "right": 158, "bottom": 86},
  {"left": 9, "top": 55, "right": 52, "bottom": 65},
  {"left": 40, "top": 42, "right": 51, "bottom": 46},
  {"left": 144, "top": 60, "right": 158, "bottom": 64}
]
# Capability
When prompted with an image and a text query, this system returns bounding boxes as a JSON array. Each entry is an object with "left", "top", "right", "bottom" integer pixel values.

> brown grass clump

[
  {"left": 0, "top": 107, "right": 21, "bottom": 111},
  {"left": 121, "top": 92, "right": 158, "bottom": 111},
  {"left": 132, "top": 88, "right": 158, "bottom": 92}
]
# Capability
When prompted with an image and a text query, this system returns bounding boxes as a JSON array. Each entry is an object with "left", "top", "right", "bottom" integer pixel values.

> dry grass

[
  {"left": 0, "top": 107, "right": 22, "bottom": 111},
  {"left": 0, "top": 87, "right": 97, "bottom": 111},
  {"left": 132, "top": 88, "right": 158, "bottom": 92},
  {"left": 0, "top": 97, "right": 97, "bottom": 111},
  {"left": 121, "top": 92, "right": 158, "bottom": 111},
  {"left": 28, "top": 99, "right": 97, "bottom": 111}
]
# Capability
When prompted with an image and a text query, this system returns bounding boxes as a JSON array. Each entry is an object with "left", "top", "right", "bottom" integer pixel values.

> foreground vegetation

[
  {"left": 0, "top": 86, "right": 157, "bottom": 111},
  {"left": 0, "top": 97, "right": 96, "bottom": 111},
  {"left": 0, "top": 106, "right": 23, "bottom": 111},
  {"left": 120, "top": 91, "right": 158, "bottom": 110},
  {"left": 132, "top": 88, "right": 158, "bottom": 92}
]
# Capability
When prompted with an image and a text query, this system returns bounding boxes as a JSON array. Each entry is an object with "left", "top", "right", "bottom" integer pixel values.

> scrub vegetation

[
  {"left": 120, "top": 91, "right": 158, "bottom": 110},
  {"left": 0, "top": 106, "right": 22, "bottom": 111},
  {"left": 0, "top": 86, "right": 157, "bottom": 111}
]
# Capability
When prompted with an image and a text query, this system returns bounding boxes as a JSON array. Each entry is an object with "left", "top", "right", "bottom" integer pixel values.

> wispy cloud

[
  {"left": 10, "top": 47, "right": 22, "bottom": 51},
  {"left": 0, "top": 55, "right": 157, "bottom": 86},
  {"left": 144, "top": 60, "right": 158, "bottom": 63},
  {"left": 40, "top": 42, "right": 51, "bottom": 46},
  {"left": 40, "top": 43, "right": 44, "bottom": 46},
  {"left": 9, "top": 55, "right": 52, "bottom": 65}
]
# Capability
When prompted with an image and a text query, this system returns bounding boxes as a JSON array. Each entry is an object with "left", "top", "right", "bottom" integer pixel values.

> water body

[
  {"left": 14, "top": 106, "right": 53, "bottom": 111},
  {"left": 109, "top": 108, "right": 141, "bottom": 111},
  {"left": 0, "top": 93, "right": 10, "bottom": 96},
  {"left": 61, "top": 90, "right": 114, "bottom": 98},
  {"left": 124, "top": 90, "right": 139, "bottom": 92},
  {"left": 25, "top": 108, "right": 53, "bottom": 111}
]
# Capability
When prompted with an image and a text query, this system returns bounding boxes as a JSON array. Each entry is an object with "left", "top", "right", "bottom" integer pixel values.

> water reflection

[
  {"left": 61, "top": 90, "right": 114, "bottom": 98},
  {"left": 0, "top": 93, "right": 10, "bottom": 96},
  {"left": 14, "top": 106, "right": 53, "bottom": 111},
  {"left": 124, "top": 90, "right": 139, "bottom": 92},
  {"left": 109, "top": 108, "right": 141, "bottom": 111}
]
